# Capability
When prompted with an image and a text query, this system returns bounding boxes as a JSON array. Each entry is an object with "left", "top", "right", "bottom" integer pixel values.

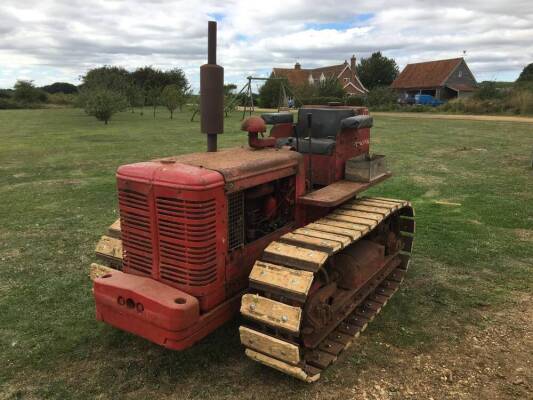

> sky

[{"left": 1, "top": 0, "right": 532, "bottom": 91}]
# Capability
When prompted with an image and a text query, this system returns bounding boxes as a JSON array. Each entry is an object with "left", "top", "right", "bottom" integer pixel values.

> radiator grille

[
  {"left": 228, "top": 191, "right": 244, "bottom": 250},
  {"left": 118, "top": 189, "right": 153, "bottom": 276},
  {"left": 156, "top": 197, "right": 218, "bottom": 287}
]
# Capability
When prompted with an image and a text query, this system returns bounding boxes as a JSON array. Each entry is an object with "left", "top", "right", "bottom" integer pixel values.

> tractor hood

[{"left": 156, "top": 146, "right": 302, "bottom": 192}]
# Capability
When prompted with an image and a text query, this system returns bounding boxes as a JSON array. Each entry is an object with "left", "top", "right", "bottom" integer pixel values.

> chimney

[
  {"left": 350, "top": 55, "right": 356, "bottom": 72},
  {"left": 294, "top": 62, "right": 301, "bottom": 70}
]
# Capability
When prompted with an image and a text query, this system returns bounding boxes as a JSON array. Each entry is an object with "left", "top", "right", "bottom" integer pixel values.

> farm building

[
  {"left": 272, "top": 56, "right": 368, "bottom": 96},
  {"left": 391, "top": 57, "right": 477, "bottom": 101}
]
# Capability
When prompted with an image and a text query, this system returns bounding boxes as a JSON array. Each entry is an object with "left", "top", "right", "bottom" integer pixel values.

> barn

[{"left": 391, "top": 57, "right": 477, "bottom": 101}]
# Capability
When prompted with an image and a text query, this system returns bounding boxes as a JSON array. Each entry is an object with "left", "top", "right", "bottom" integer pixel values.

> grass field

[{"left": 0, "top": 108, "right": 532, "bottom": 399}]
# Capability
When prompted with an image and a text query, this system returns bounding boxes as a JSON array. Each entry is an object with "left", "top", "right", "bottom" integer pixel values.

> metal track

[
  {"left": 239, "top": 196, "right": 415, "bottom": 382},
  {"left": 90, "top": 219, "right": 123, "bottom": 280}
]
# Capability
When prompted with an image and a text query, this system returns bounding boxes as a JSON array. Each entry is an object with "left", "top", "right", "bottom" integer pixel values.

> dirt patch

[
  {"left": 372, "top": 112, "right": 533, "bottom": 124},
  {"left": 422, "top": 189, "right": 440, "bottom": 198},
  {"left": 454, "top": 146, "right": 488, "bottom": 153},
  {"left": 4, "top": 178, "right": 86, "bottom": 190},
  {"left": 434, "top": 200, "right": 462, "bottom": 206},
  {"left": 514, "top": 229, "right": 533, "bottom": 243},
  {"left": 0, "top": 248, "right": 21, "bottom": 260},
  {"left": 411, "top": 175, "right": 445, "bottom": 186},
  {"left": 4, "top": 293, "right": 530, "bottom": 400},
  {"left": 338, "top": 293, "right": 532, "bottom": 400}
]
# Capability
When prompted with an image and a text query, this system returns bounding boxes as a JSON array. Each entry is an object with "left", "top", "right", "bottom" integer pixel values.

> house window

[
  {"left": 458, "top": 70, "right": 463, "bottom": 78},
  {"left": 344, "top": 77, "right": 349, "bottom": 83},
  {"left": 308, "top": 75, "right": 314, "bottom": 84}
]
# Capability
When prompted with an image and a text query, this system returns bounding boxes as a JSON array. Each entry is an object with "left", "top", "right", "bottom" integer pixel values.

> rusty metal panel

[
  {"left": 298, "top": 174, "right": 391, "bottom": 208},
  {"left": 158, "top": 147, "right": 302, "bottom": 190}
]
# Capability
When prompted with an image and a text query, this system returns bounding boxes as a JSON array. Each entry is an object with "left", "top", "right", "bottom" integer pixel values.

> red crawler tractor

[{"left": 90, "top": 22, "right": 414, "bottom": 382}]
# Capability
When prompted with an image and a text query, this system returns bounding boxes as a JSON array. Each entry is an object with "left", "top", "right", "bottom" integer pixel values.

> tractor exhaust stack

[{"left": 200, "top": 21, "right": 224, "bottom": 152}]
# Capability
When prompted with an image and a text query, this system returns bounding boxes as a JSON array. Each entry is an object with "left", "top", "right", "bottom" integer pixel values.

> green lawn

[{"left": 0, "top": 108, "right": 531, "bottom": 399}]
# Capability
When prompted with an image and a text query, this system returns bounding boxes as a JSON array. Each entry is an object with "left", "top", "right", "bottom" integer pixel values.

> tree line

[
  {"left": 79, "top": 66, "right": 190, "bottom": 123},
  {"left": 0, "top": 66, "right": 191, "bottom": 124}
]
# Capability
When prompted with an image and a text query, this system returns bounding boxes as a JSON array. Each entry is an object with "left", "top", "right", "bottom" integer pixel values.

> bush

[
  {"left": 440, "top": 99, "right": 466, "bottom": 113},
  {"left": 441, "top": 97, "right": 529, "bottom": 115},
  {"left": 405, "top": 104, "right": 434, "bottom": 113},
  {"left": 0, "top": 89, "right": 14, "bottom": 99},
  {"left": 13, "top": 80, "right": 47, "bottom": 106},
  {"left": 474, "top": 81, "right": 502, "bottom": 100},
  {"left": 161, "top": 84, "right": 187, "bottom": 119},
  {"left": 42, "top": 82, "right": 78, "bottom": 94},
  {"left": 517, "top": 63, "right": 533, "bottom": 83},
  {"left": 0, "top": 98, "right": 23, "bottom": 109},
  {"left": 344, "top": 96, "right": 365, "bottom": 106},
  {"left": 47, "top": 93, "right": 78, "bottom": 106},
  {"left": 296, "top": 96, "right": 343, "bottom": 106},
  {"left": 316, "top": 76, "right": 345, "bottom": 98},
  {"left": 79, "top": 88, "right": 128, "bottom": 124},
  {"left": 504, "top": 90, "right": 533, "bottom": 115},
  {"left": 258, "top": 76, "right": 288, "bottom": 108},
  {"left": 366, "top": 86, "right": 397, "bottom": 107}
]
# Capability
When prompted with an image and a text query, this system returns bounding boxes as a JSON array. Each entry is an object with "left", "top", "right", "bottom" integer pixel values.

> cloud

[{"left": 0, "top": 0, "right": 532, "bottom": 88}]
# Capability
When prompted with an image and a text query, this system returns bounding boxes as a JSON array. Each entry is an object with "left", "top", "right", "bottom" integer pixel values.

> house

[
  {"left": 272, "top": 56, "right": 368, "bottom": 96},
  {"left": 391, "top": 57, "right": 477, "bottom": 101}
]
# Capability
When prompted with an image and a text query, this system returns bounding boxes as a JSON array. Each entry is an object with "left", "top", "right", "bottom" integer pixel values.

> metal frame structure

[{"left": 224, "top": 76, "right": 300, "bottom": 119}]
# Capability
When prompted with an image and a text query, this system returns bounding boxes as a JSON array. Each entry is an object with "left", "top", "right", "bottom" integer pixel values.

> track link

[
  {"left": 239, "top": 196, "right": 415, "bottom": 382},
  {"left": 90, "top": 219, "right": 123, "bottom": 280}
]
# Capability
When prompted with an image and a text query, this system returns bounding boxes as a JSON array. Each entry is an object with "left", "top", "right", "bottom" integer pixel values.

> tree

[
  {"left": 132, "top": 66, "right": 189, "bottom": 118},
  {"left": 292, "top": 82, "right": 315, "bottom": 104},
  {"left": 161, "top": 84, "right": 181, "bottom": 119},
  {"left": 223, "top": 83, "right": 238, "bottom": 115},
  {"left": 41, "top": 82, "right": 78, "bottom": 94},
  {"left": 258, "top": 75, "right": 288, "bottom": 108},
  {"left": 79, "top": 66, "right": 131, "bottom": 122},
  {"left": 190, "top": 95, "right": 200, "bottom": 122},
  {"left": 162, "top": 68, "right": 188, "bottom": 89},
  {"left": 147, "top": 87, "right": 161, "bottom": 119},
  {"left": 474, "top": 81, "right": 501, "bottom": 100},
  {"left": 81, "top": 66, "right": 130, "bottom": 93},
  {"left": 13, "top": 80, "right": 47, "bottom": 105},
  {"left": 80, "top": 88, "right": 127, "bottom": 124},
  {"left": 131, "top": 66, "right": 156, "bottom": 115},
  {"left": 317, "top": 76, "right": 345, "bottom": 98},
  {"left": 517, "top": 63, "right": 533, "bottom": 83},
  {"left": 357, "top": 52, "right": 399, "bottom": 90},
  {"left": 177, "top": 89, "right": 188, "bottom": 111},
  {"left": 125, "top": 82, "right": 143, "bottom": 113},
  {"left": 366, "top": 86, "right": 397, "bottom": 107},
  {"left": 224, "top": 83, "right": 237, "bottom": 96}
]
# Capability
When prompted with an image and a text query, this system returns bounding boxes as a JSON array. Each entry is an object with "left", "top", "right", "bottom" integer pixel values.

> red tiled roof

[
  {"left": 273, "top": 61, "right": 367, "bottom": 94},
  {"left": 272, "top": 68, "right": 311, "bottom": 87},
  {"left": 391, "top": 58, "right": 463, "bottom": 89},
  {"left": 309, "top": 64, "right": 346, "bottom": 78},
  {"left": 272, "top": 64, "right": 346, "bottom": 87}
]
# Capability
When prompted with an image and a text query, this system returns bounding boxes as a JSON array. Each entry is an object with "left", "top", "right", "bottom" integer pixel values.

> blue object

[{"left": 414, "top": 94, "right": 443, "bottom": 106}]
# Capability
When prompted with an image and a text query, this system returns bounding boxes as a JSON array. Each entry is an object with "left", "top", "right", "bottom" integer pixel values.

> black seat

[
  {"left": 294, "top": 108, "right": 355, "bottom": 139},
  {"left": 277, "top": 137, "right": 336, "bottom": 155},
  {"left": 261, "top": 112, "right": 294, "bottom": 124},
  {"left": 277, "top": 107, "right": 356, "bottom": 155}
]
